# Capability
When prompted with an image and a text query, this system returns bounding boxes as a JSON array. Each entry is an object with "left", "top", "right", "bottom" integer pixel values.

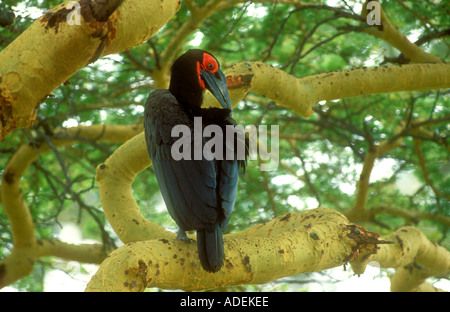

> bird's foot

[{"left": 176, "top": 229, "right": 194, "bottom": 243}]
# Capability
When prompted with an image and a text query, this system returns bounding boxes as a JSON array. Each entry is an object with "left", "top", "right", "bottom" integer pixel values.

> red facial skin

[{"left": 197, "top": 53, "right": 219, "bottom": 89}]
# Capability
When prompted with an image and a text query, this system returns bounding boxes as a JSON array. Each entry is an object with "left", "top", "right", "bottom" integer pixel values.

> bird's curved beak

[{"left": 201, "top": 69, "right": 232, "bottom": 110}]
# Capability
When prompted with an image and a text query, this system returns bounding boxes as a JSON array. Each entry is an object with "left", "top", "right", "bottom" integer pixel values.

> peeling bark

[{"left": 0, "top": 0, "right": 181, "bottom": 141}]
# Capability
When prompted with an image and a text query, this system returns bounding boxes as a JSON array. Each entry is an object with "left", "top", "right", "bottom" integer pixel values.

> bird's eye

[{"left": 202, "top": 53, "right": 219, "bottom": 73}]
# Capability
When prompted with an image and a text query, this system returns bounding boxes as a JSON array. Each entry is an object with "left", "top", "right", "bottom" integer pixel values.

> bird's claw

[{"left": 176, "top": 230, "right": 194, "bottom": 243}]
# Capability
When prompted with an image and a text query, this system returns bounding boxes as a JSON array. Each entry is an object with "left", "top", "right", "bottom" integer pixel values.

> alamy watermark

[
  {"left": 67, "top": 1, "right": 81, "bottom": 26},
  {"left": 66, "top": 1, "right": 381, "bottom": 27},
  {"left": 171, "top": 117, "right": 279, "bottom": 171},
  {"left": 366, "top": 1, "right": 381, "bottom": 26}
]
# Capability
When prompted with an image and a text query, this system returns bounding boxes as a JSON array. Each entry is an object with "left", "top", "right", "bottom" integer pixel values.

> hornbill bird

[{"left": 144, "top": 49, "right": 248, "bottom": 272}]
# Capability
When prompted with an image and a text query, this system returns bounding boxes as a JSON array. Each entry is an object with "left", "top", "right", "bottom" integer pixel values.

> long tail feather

[{"left": 197, "top": 224, "right": 224, "bottom": 272}]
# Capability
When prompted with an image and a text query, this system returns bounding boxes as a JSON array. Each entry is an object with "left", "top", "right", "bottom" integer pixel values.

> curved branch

[
  {"left": 0, "top": 0, "right": 181, "bottom": 140},
  {"left": 361, "top": 0, "right": 443, "bottom": 64},
  {"left": 348, "top": 127, "right": 404, "bottom": 220},
  {"left": 371, "top": 205, "right": 450, "bottom": 228},
  {"left": 87, "top": 205, "right": 449, "bottom": 292},
  {"left": 151, "top": 0, "right": 240, "bottom": 88},
  {"left": 86, "top": 208, "right": 368, "bottom": 291},
  {"left": 95, "top": 132, "right": 171, "bottom": 243},
  {"left": 413, "top": 138, "right": 450, "bottom": 202},
  {"left": 92, "top": 125, "right": 449, "bottom": 291},
  {"left": 343, "top": 115, "right": 449, "bottom": 223},
  {"left": 351, "top": 226, "right": 450, "bottom": 292},
  {"left": 203, "top": 62, "right": 450, "bottom": 117},
  {"left": 0, "top": 124, "right": 141, "bottom": 288},
  {"left": 36, "top": 239, "right": 107, "bottom": 264}
]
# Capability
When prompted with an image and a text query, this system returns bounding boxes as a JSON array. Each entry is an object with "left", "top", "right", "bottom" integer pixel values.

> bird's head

[{"left": 169, "top": 49, "right": 231, "bottom": 111}]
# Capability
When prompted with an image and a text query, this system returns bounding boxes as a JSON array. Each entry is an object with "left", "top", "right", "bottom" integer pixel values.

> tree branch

[
  {"left": 349, "top": 128, "right": 404, "bottom": 220},
  {"left": 95, "top": 132, "right": 171, "bottom": 243},
  {"left": 351, "top": 226, "right": 450, "bottom": 292},
  {"left": 203, "top": 62, "right": 450, "bottom": 117},
  {"left": 36, "top": 239, "right": 108, "bottom": 264},
  {"left": 0, "top": 125, "right": 141, "bottom": 288},
  {"left": 92, "top": 122, "right": 449, "bottom": 291},
  {"left": 361, "top": 0, "right": 443, "bottom": 64},
  {"left": 413, "top": 138, "right": 450, "bottom": 203},
  {"left": 0, "top": 0, "right": 181, "bottom": 141},
  {"left": 85, "top": 208, "right": 381, "bottom": 291},
  {"left": 151, "top": 0, "right": 238, "bottom": 88},
  {"left": 371, "top": 205, "right": 450, "bottom": 228}
]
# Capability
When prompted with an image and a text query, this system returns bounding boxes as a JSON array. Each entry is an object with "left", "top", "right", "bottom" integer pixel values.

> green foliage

[{"left": 0, "top": 0, "right": 448, "bottom": 291}]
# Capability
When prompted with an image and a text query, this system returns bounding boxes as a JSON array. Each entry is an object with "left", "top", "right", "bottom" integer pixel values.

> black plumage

[{"left": 144, "top": 49, "right": 247, "bottom": 272}]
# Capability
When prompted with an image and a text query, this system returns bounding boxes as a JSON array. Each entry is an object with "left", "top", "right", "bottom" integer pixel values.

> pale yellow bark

[
  {"left": 0, "top": 125, "right": 141, "bottom": 288},
  {"left": 86, "top": 206, "right": 449, "bottom": 292},
  {"left": 0, "top": 0, "right": 181, "bottom": 141},
  {"left": 95, "top": 132, "right": 171, "bottom": 243},
  {"left": 92, "top": 127, "right": 449, "bottom": 291},
  {"left": 351, "top": 226, "right": 450, "bottom": 292},
  {"left": 86, "top": 208, "right": 365, "bottom": 291},
  {"left": 203, "top": 62, "right": 450, "bottom": 117},
  {"left": 2, "top": 0, "right": 449, "bottom": 292},
  {"left": 36, "top": 239, "right": 107, "bottom": 264}
]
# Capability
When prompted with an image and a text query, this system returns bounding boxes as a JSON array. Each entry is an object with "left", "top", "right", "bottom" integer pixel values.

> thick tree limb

[
  {"left": 95, "top": 132, "right": 170, "bottom": 243},
  {"left": 93, "top": 125, "right": 449, "bottom": 291},
  {"left": 203, "top": 62, "right": 450, "bottom": 117},
  {"left": 86, "top": 206, "right": 449, "bottom": 291},
  {"left": 86, "top": 208, "right": 379, "bottom": 291},
  {"left": 0, "top": 125, "right": 141, "bottom": 288},
  {"left": 0, "top": 0, "right": 181, "bottom": 141}
]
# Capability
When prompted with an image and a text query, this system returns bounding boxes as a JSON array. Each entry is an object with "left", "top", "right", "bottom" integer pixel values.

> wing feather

[{"left": 144, "top": 89, "right": 220, "bottom": 231}]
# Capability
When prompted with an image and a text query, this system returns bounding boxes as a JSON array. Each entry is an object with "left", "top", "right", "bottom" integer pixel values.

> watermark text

[
  {"left": 67, "top": 1, "right": 81, "bottom": 26},
  {"left": 366, "top": 1, "right": 381, "bottom": 26},
  {"left": 171, "top": 117, "right": 279, "bottom": 171}
]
